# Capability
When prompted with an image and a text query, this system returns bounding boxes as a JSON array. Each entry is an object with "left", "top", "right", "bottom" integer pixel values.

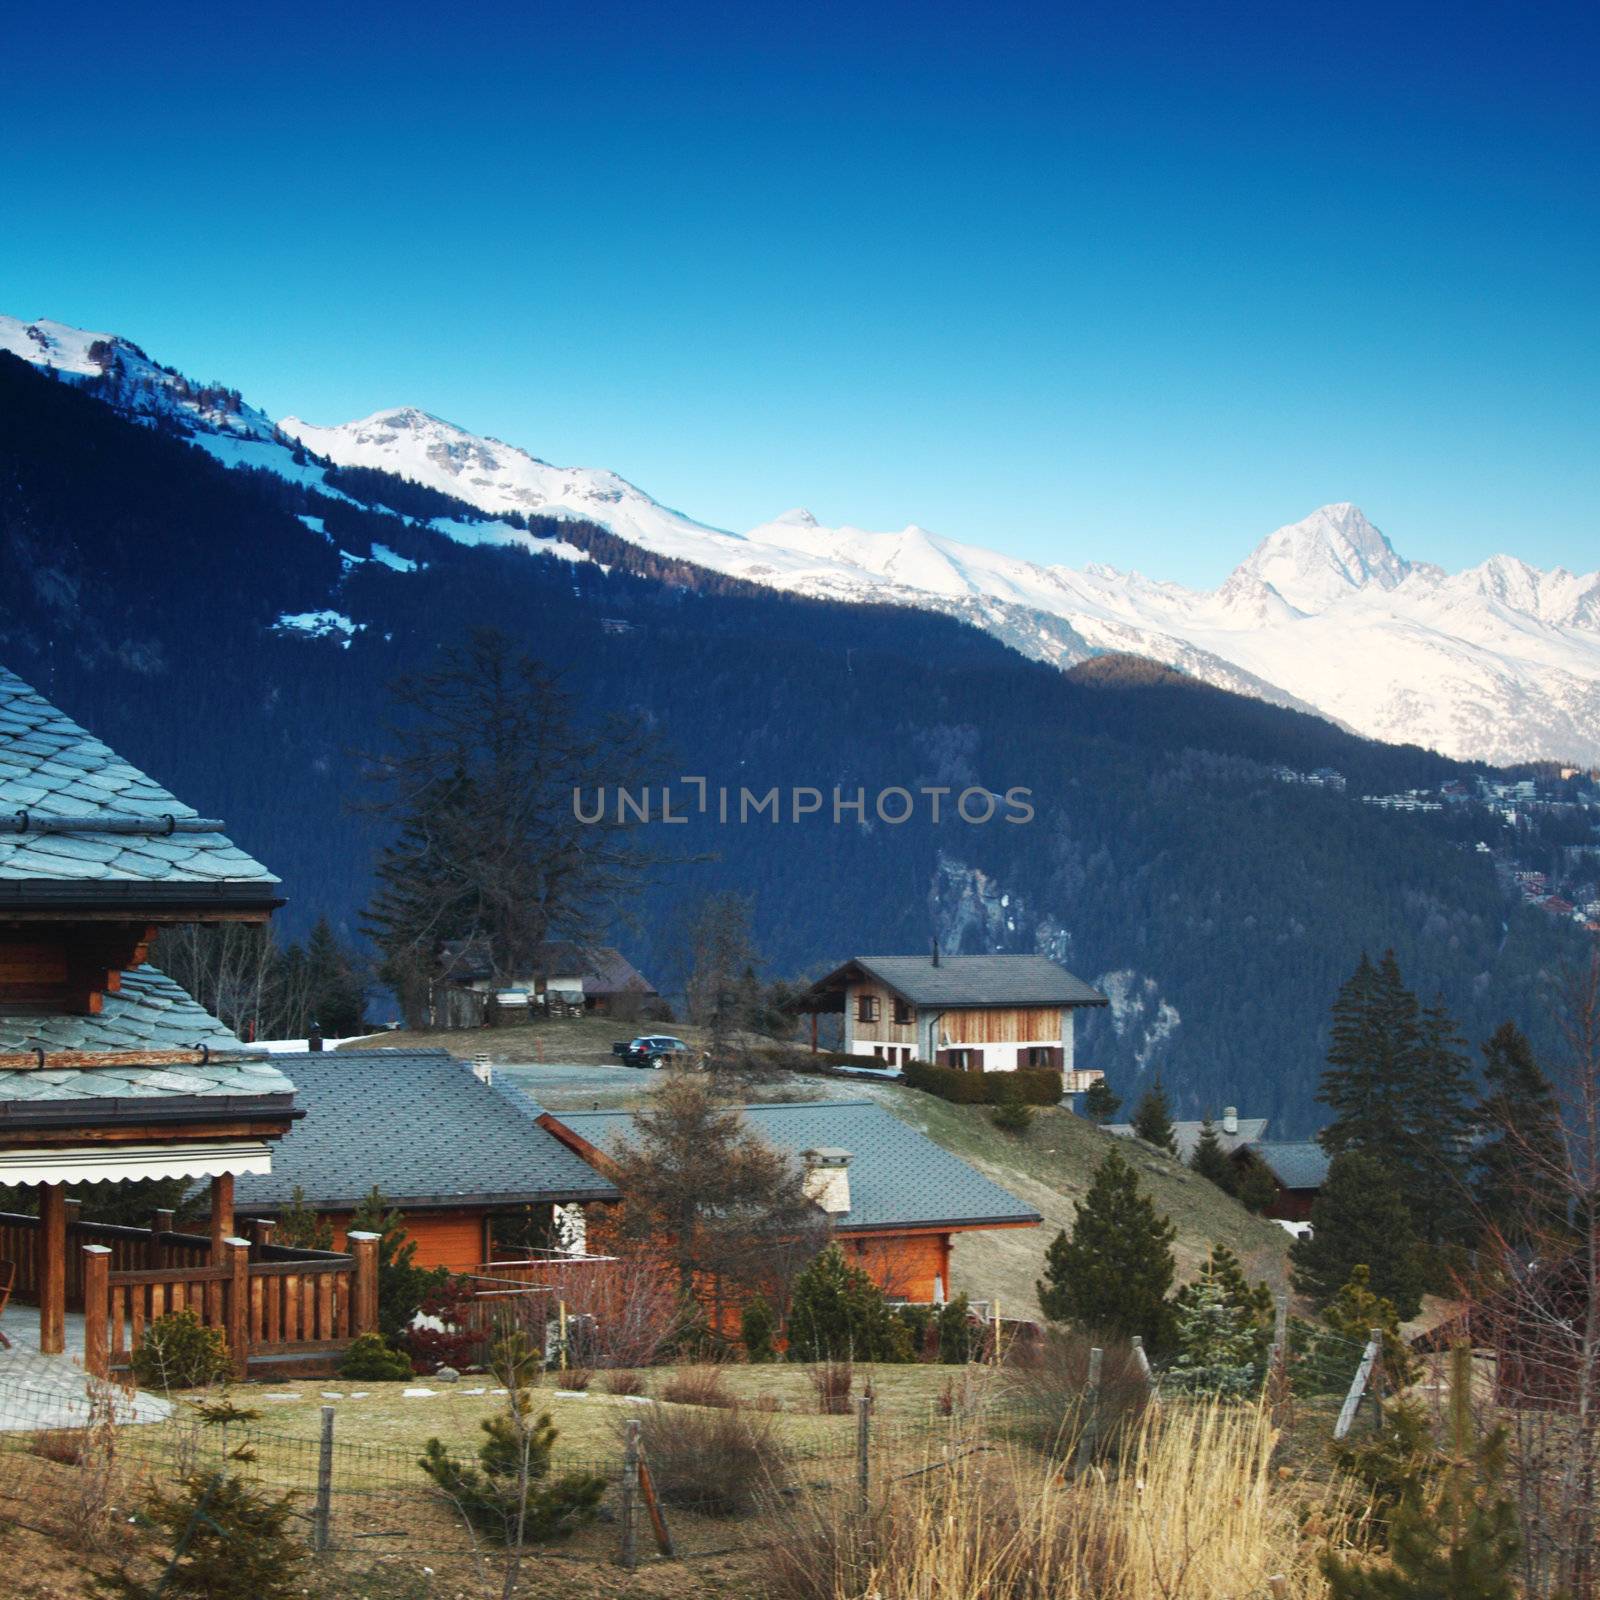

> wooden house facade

[
  {"left": 0, "top": 666, "right": 376, "bottom": 1377},
  {"left": 790, "top": 952, "right": 1108, "bottom": 1088}
]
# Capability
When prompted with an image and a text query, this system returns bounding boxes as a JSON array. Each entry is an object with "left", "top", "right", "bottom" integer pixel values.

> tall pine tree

[
  {"left": 1472, "top": 1021, "right": 1570, "bottom": 1246},
  {"left": 1190, "top": 1114, "right": 1238, "bottom": 1193},
  {"left": 1400, "top": 995, "right": 1476, "bottom": 1247},
  {"left": 1037, "top": 1144, "right": 1177, "bottom": 1351}
]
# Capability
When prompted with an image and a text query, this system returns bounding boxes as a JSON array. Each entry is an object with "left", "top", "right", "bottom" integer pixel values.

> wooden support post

[
  {"left": 347, "top": 1231, "right": 380, "bottom": 1336},
  {"left": 62, "top": 1197, "right": 81, "bottom": 1309},
  {"left": 82, "top": 1244, "right": 111, "bottom": 1380},
  {"left": 856, "top": 1392, "right": 873, "bottom": 1515},
  {"left": 226, "top": 1237, "right": 251, "bottom": 1379},
  {"left": 619, "top": 1418, "right": 641, "bottom": 1570},
  {"left": 1074, "top": 1346, "right": 1104, "bottom": 1475},
  {"left": 250, "top": 1217, "right": 276, "bottom": 1250},
  {"left": 39, "top": 1182, "right": 66, "bottom": 1356},
  {"left": 313, "top": 1406, "right": 335, "bottom": 1552},
  {"left": 209, "top": 1174, "right": 234, "bottom": 1264},
  {"left": 637, "top": 1450, "right": 676, "bottom": 1557},
  {"left": 1334, "top": 1331, "right": 1381, "bottom": 1441},
  {"left": 1130, "top": 1334, "right": 1158, "bottom": 1401}
]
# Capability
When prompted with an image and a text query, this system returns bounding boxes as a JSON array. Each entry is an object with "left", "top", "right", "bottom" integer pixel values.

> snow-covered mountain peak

[
  {"left": 770, "top": 507, "right": 820, "bottom": 529},
  {"left": 1233, "top": 502, "right": 1412, "bottom": 612},
  {"left": 2, "top": 312, "right": 279, "bottom": 444}
]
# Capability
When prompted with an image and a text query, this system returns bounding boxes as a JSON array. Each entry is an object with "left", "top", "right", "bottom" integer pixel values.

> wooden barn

[
  {"left": 789, "top": 951, "right": 1107, "bottom": 1087},
  {"left": 531, "top": 1097, "right": 1042, "bottom": 1307},
  {"left": 1229, "top": 1140, "right": 1329, "bottom": 1222},
  {"left": 229, "top": 1049, "right": 620, "bottom": 1272}
]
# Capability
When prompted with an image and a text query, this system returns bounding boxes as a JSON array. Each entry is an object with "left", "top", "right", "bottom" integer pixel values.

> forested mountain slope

[{"left": 0, "top": 352, "right": 1581, "bottom": 1131}]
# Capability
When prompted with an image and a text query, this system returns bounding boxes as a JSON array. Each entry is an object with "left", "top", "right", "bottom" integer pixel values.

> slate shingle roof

[
  {"left": 0, "top": 667, "right": 277, "bottom": 889},
  {"left": 541, "top": 1098, "right": 1040, "bottom": 1232},
  {"left": 1105, "top": 1116, "right": 1270, "bottom": 1162},
  {"left": 1247, "top": 1140, "right": 1329, "bottom": 1191},
  {"left": 844, "top": 955, "right": 1106, "bottom": 1008},
  {"left": 232, "top": 1050, "right": 620, "bottom": 1213},
  {"left": 0, "top": 965, "right": 246, "bottom": 1056}
]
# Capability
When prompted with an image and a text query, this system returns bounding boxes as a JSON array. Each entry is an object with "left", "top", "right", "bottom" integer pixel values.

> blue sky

[{"left": 2, "top": 0, "right": 1595, "bottom": 585}]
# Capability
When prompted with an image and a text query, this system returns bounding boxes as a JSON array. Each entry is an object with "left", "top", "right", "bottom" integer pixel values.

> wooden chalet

[
  {"left": 0, "top": 667, "right": 377, "bottom": 1379},
  {"left": 432, "top": 938, "right": 659, "bottom": 1027},
  {"left": 790, "top": 951, "right": 1108, "bottom": 1088},
  {"left": 229, "top": 1049, "right": 620, "bottom": 1273},
  {"left": 530, "top": 1096, "right": 1042, "bottom": 1307},
  {"left": 1229, "top": 1140, "right": 1329, "bottom": 1222}
]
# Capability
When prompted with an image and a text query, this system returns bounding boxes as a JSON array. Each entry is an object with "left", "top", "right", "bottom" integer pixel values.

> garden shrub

[
  {"left": 1003, "top": 1328, "right": 1153, "bottom": 1464},
  {"left": 937, "top": 1295, "right": 980, "bottom": 1363},
  {"left": 902, "top": 1060, "right": 1062, "bottom": 1106},
  {"left": 741, "top": 1294, "right": 777, "bottom": 1362},
  {"left": 628, "top": 1401, "right": 790, "bottom": 1517},
  {"left": 807, "top": 1360, "right": 854, "bottom": 1414},
  {"left": 338, "top": 1332, "right": 414, "bottom": 1382},
  {"left": 786, "top": 1244, "right": 914, "bottom": 1363},
  {"left": 130, "top": 1310, "right": 230, "bottom": 1392},
  {"left": 404, "top": 1276, "right": 479, "bottom": 1374},
  {"left": 659, "top": 1364, "right": 739, "bottom": 1408}
]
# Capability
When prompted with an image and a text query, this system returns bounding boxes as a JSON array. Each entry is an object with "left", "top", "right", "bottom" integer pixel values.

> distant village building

[
  {"left": 787, "top": 951, "right": 1108, "bottom": 1088},
  {"left": 1231, "top": 1140, "right": 1330, "bottom": 1222},
  {"left": 432, "top": 938, "right": 658, "bottom": 1027},
  {"left": 1104, "top": 1106, "right": 1267, "bottom": 1162}
]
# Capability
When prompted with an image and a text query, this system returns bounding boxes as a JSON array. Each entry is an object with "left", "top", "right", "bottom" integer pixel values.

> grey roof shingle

[
  {"left": 0, "top": 667, "right": 277, "bottom": 888},
  {"left": 232, "top": 1050, "right": 620, "bottom": 1212},
  {"left": 1105, "top": 1116, "right": 1270, "bottom": 1162},
  {"left": 0, "top": 965, "right": 250, "bottom": 1057},
  {"left": 1247, "top": 1141, "right": 1329, "bottom": 1191},
  {"left": 845, "top": 955, "right": 1106, "bottom": 1008},
  {"left": 540, "top": 1099, "right": 1040, "bottom": 1232}
]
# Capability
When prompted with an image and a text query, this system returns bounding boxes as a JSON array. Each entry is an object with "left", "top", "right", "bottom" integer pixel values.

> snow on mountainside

[{"left": 6, "top": 312, "right": 1600, "bottom": 765}]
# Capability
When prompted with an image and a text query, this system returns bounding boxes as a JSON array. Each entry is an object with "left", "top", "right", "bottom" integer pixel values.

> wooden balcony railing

[{"left": 0, "top": 1210, "right": 377, "bottom": 1379}]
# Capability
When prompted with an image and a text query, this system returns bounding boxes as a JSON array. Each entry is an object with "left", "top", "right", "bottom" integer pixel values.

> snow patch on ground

[{"left": 273, "top": 610, "right": 362, "bottom": 647}]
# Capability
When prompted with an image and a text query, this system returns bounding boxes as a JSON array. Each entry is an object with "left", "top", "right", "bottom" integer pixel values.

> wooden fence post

[
  {"left": 313, "top": 1406, "right": 335, "bottom": 1552},
  {"left": 1334, "top": 1331, "right": 1381, "bottom": 1441},
  {"left": 619, "top": 1418, "right": 641, "bottom": 1570},
  {"left": 347, "top": 1231, "right": 380, "bottom": 1337},
  {"left": 1074, "top": 1346, "right": 1104, "bottom": 1475},
  {"left": 251, "top": 1217, "right": 276, "bottom": 1250},
  {"left": 856, "top": 1392, "right": 873, "bottom": 1514},
  {"left": 226, "top": 1238, "right": 251, "bottom": 1380},
  {"left": 82, "top": 1245, "right": 112, "bottom": 1380},
  {"left": 1272, "top": 1293, "right": 1289, "bottom": 1360}
]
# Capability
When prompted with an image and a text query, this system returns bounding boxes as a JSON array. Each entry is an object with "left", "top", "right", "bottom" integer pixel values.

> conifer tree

[
  {"left": 1290, "top": 1152, "right": 1425, "bottom": 1319},
  {"left": 1401, "top": 995, "right": 1476, "bottom": 1247},
  {"left": 1172, "top": 1244, "right": 1274, "bottom": 1367},
  {"left": 1234, "top": 1155, "right": 1281, "bottom": 1215},
  {"left": 1320, "top": 950, "right": 1418, "bottom": 1168},
  {"left": 1082, "top": 1077, "right": 1121, "bottom": 1123},
  {"left": 1472, "top": 1020, "right": 1569, "bottom": 1245},
  {"left": 1167, "top": 1278, "right": 1260, "bottom": 1396},
  {"left": 1037, "top": 1145, "right": 1177, "bottom": 1351},
  {"left": 304, "top": 915, "right": 365, "bottom": 1037},
  {"left": 1190, "top": 1114, "right": 1238, "bottom": 1193},
  {"left": 1131, "top": 1078, "right": 1178, "bottom": 1155}
]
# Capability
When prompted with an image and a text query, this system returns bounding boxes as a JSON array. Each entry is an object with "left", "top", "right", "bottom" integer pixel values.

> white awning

[{"left": 0, "top": 1141, "right": 273, "bottom": 1186}]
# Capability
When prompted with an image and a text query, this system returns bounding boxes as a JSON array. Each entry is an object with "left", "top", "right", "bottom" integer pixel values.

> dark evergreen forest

[{"left": 0, "top": 352, "right": 1582, "bottom": 1132}]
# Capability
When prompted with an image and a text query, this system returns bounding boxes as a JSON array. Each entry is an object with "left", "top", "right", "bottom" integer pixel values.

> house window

[
  {"left": 1024, "top": 1046, "right": 1059, "bottom": 1069},
  {"left": 947, "top": 1048, "right": 977, "bottom": 1071},
  {"left": 857, "top": 993, "right": 880, "bottom": 1024},
  {"left": 892, "top": 997, "right": 913, "bottom": 1026}
]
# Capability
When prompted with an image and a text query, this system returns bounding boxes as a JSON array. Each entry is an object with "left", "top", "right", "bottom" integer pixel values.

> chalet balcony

[{"left": 0, "top": 1207, "right": 376, "bottom": 1380}]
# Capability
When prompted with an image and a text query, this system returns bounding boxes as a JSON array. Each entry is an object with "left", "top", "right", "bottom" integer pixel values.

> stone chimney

[
  {"left": 471, "top": 1051, "right": 494, "bottom": 1086},
  {"left": 1222, "top": 1106, "right": 1238, "bottom": 1135},
  {"left": 801, "top": 1147, "right": 853, "bottom": 1215}
]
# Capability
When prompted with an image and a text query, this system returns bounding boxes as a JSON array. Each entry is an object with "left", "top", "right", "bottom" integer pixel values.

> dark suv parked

[{"left": 612, "top": 1034, "right": 696, "bottom": 1069}]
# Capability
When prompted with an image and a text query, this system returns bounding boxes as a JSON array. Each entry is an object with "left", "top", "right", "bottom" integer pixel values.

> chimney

[
  {"left": 801, "top": 1148, "right": 852, "bottom": 1216},
  {"left": 931, "top": 939, "right": 940, "bottom": 968},
  {"left": 1222, "top": 1106, "right": 1238, "bottom": 1135},
  {"left": 471, "top": 1051, "right": 493, "bottom": 1086}
]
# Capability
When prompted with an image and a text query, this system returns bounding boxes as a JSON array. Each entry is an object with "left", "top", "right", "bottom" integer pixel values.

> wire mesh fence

[{"left": 0, "top": 1342, "right": 1374, "bottom": 1582}]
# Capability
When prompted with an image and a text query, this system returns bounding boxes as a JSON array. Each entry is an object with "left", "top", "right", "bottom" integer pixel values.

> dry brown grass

[
  {"left": 657, "top": 1365, "right": 739, "bottom": 1409},
  {"left": 807, "top": 1361, "right": 854, "bottom": 1416},
  {"left": 770, "top": 1398, "right": 1355, "bottom": 1600}
]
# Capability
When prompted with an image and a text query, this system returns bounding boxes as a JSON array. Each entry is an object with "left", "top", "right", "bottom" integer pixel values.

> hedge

[{"left": 902, "top": 1060, "right": 1063, "bottom": 1106}]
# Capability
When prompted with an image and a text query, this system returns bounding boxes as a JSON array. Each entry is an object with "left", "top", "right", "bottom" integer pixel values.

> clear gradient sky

[{"left": 2, "top": 0, "right": 1595, "bottom": 586}]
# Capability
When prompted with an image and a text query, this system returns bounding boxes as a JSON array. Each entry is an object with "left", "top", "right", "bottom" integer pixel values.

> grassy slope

[{"left": 850, "top": 1093, "right": 1293, "bottom": 1315}]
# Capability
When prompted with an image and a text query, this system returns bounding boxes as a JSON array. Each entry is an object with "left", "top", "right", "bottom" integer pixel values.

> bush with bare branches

[{"left": 623, "top": 1401, "right": 791, "bottom": 1518}]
